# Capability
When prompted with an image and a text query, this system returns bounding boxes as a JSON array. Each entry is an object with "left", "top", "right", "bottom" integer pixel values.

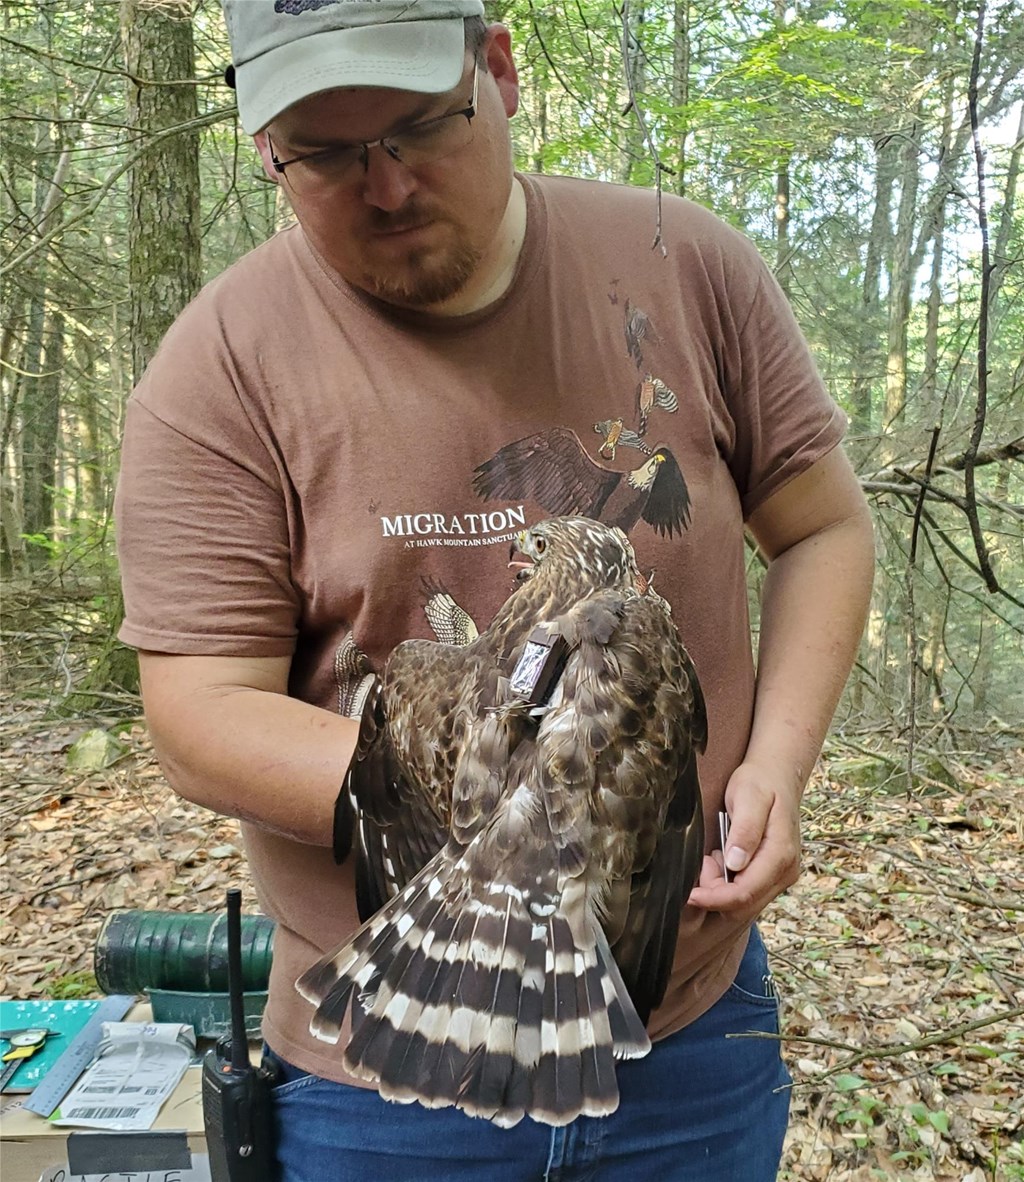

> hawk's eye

[{"left": 535, "top": 537, "right": 546, "bottom": 554}]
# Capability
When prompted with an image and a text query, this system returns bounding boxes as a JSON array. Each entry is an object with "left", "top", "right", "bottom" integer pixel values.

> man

[{"left": 115, "top": 2, "right": 874, "bottom": 1178}]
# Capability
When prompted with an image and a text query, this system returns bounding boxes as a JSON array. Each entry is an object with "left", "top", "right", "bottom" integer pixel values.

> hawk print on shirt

[{"left": 473, "top": 290, "right": 689, "bottom": 544}]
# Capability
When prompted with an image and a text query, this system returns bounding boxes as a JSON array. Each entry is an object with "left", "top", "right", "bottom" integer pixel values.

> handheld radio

[{"left": 201, "top": 889, "right": 275, "bottom": 1181}]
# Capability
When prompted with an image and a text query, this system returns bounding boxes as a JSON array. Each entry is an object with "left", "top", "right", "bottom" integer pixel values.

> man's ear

[
  {"left": 484, "top": 25, "right": 520, "bottom": 118},
  {"left": 253, "top": 131, "right": 280, "bottom": 184}
]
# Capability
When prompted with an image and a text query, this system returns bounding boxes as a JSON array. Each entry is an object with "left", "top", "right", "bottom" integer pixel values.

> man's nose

[{"left": 360, "top": 143, "right": 418, "bottom": 211}]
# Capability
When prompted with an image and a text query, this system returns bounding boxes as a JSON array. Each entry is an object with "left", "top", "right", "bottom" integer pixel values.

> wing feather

[{"left": 473, "top": 429, "right": 621, "bottom": 520}]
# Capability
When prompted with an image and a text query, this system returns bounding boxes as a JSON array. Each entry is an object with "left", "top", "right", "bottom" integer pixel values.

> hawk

[
  {"left": 298, "top": 517, "right": 706, "bottom": 1128},
  {"left": 623, "top": 298, "right": 660, "bottom": 370},
  {"left": 593, "top": 418, "right": 651, "bottom": 461},
  {"left": 473, "top": 428, "right": 692, "bottom": 538},
  {"left": 636, "top": 374, "right": 679, "bottom": 436}
]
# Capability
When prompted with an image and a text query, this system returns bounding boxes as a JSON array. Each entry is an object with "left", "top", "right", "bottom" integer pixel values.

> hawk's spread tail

[{"left": 296, "top": 842, "right": 651, "bottom": 1128}]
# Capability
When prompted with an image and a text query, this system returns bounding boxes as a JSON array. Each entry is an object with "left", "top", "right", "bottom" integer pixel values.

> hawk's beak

[{"left": 508, "top": 532, "right": 535, "bottom": 580}]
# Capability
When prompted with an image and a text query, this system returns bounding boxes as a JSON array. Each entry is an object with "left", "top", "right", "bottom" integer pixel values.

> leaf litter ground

[{"left": 1, "top": 698, "right": 1021, "bottom": 1180}]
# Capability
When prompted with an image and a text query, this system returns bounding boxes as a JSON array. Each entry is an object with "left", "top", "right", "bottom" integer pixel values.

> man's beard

[{"left": 357, "top": 212, "right": 482, "bottom": 309}]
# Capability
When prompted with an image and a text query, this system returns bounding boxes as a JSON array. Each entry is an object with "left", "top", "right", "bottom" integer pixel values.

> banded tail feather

[{"left": 296, "top": 840, "right": 650, "bottom": 1128}]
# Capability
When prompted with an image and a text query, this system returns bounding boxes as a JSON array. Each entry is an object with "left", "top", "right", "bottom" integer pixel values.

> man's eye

[
  {"left": 308, "top": 146, "right": 359, "bottom": 172},
  {"left": 399, "top": 117, "right": 449, "bottom": 145}
]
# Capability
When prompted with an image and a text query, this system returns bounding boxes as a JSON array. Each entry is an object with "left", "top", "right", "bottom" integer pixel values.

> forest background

[{"left": 1, "top": 0, "right": 1021, "bottom": 1179}]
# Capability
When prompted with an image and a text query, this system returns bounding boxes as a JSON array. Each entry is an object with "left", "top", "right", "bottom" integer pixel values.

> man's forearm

[
  {"left": 140, "top": 652, "right": 360, "bottom": 846},
  {"left": 667, "top": 446, "right": 873, "bottom": 912},
  {"left": 744, "top": 506, "right": 875, "bottom": 799}
]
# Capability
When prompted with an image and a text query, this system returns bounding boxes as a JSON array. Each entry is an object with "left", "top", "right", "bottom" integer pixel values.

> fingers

[
  {"left": 721, "top": 763, "right": 773, "bottom": 875},
  {"left": 687, "top": 764, "right": 802, "bottom": 918},
  {"left": 688, "top": 855, "right": 777, "bottom": 917}
]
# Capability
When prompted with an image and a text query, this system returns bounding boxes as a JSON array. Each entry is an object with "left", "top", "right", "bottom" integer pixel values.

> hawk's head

[{"left": 508, "top": 517, "right": 639, "bottom": 591}]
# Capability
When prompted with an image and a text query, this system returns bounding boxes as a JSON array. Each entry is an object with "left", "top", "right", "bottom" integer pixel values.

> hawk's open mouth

[{"left": 508, "top": 543, "right": 536, "bottom": 582}]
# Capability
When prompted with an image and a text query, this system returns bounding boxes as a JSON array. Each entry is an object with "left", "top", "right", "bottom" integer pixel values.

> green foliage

[{"left": 49, "top": 970, "right": 100, "bottom": 1000}]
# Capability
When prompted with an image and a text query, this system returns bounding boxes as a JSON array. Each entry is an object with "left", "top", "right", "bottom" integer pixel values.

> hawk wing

[
  {"left": 603, "top": 597, "right": 706, "bottom": 1020},
  {"left": 421, "top": 577, "right": 479, "bottom": 646},
  {"left": 343, "top": 637, "right": 491, "bottom": 919},
  {"left": 639, "top": 447, "right": 692, "bottom": 537},
  {"left": 473, "top": 428, "right": 622, "bottom": 520},
  {"left": 341, "top": 677, "right": 450, "bottom": 920},
  {"left": 535, "top": 587, "right": 705, "bottom": 1023}
]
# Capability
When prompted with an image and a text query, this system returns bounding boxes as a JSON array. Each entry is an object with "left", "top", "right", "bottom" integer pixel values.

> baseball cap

[{"left": 222, "top": 0, "right": 486, "bottom": 134}]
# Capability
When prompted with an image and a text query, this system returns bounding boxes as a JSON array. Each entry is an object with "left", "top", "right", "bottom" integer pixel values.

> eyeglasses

[{"left": 269, "top": 64, "right": 479, "bottom": 192}]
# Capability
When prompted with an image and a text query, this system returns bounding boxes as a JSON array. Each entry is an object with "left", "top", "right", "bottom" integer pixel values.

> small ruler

[{"left": 23, "top": 994, "right": 135, "bottom": 1118}]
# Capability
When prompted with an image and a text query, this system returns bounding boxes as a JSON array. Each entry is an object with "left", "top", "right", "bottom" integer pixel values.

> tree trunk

[
  {"left": 989, "top": 102, "right": 1023, "bottom": 311},
  {"left": 69, "top": 0, "right": 203, "bottom": 706},
  {"left": 850, "top": 135, "right": 897, "bottom": 432},
  {"left": 0, "top": 470, "right": 28, "bottom": 579},
  {"left": 535, "top": 74, "right": 548, "bottom": 175},
  {"left": 919, "top": 70, "right": 954, "bottom": 420},
  {"left": 78, "top": 340, "right": 105, "bottom": 521},
  {"left": 971, "top": 463, "right": 1010, "bottom": 717},
  {"left": 15, "top": 112, "right": 75, "bottom": 564},
  {"left": 672, "top": 0, "right": 690, "bottom": 196},
  {"left": 883, "top": 122, "right": 921, "bottom": 433},
  {"left": 122, "top": 0, "right": 201, "bottom": 381},
  {"left": 621, "top": 4, "right": 647, "bottom": 185},
  {"left": 774, "top": 155, "right": 792, "bottom": 294},
  {"left": 19, "top": 295, "right": 55, "bottom": 562},
  {"left": 772, "top": 0, "right": 791, "bottom": 294}
]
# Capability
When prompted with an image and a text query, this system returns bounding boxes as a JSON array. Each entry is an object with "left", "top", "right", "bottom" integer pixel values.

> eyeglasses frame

[{"left": 268, "top": 63, "right": 479, "bottom": 184}]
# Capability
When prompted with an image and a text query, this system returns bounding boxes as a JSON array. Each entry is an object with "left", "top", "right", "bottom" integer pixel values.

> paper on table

[{"left": 51, "top": 1022, "right": 195, "bottom": 1132}]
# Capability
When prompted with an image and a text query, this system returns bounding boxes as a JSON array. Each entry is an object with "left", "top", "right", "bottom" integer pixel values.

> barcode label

[
  {"left": 63, "top": 1105, "right": 142, "bottom": 1120},
  {"left": 80, "top": 1085, "right": 120, "bottom": 1094},
  {"left": 122, "top": 1085, "right": 163, "bottom": 1096}
]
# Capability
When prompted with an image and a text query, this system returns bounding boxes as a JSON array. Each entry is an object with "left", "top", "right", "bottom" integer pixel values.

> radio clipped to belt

[{"left": 201, "top": 890, "right": 277, "bottom": 1181}]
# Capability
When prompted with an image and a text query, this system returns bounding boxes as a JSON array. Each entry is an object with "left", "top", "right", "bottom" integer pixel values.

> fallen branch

[
  {"left": 895, "top": 884, "right": 1024, "bottom": 913},
  {"left": 28, "top": 866, "right": 117, "bottom": 904},
  {"left": 732, "top": 1004, "right": 1024, "bottom": 1085}
]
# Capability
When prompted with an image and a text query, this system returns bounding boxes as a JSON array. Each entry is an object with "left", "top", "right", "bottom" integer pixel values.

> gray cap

[{"left": 222, "top": 0, "right": 486, "bottom": 134}]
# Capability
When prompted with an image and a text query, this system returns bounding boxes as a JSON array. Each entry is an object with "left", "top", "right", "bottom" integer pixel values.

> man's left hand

[{"left": 686, "top": 760, "right": 802, "bottom": 922}]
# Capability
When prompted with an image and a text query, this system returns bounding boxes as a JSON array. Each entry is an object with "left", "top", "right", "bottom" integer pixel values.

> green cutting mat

[{"left": 0, "top": 999, "right": 102, "bottom": 1092}]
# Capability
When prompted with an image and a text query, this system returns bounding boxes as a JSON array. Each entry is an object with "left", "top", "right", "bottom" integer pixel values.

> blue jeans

[{"left": 268, "top": 927, "right": 791, "bottom": 1181}]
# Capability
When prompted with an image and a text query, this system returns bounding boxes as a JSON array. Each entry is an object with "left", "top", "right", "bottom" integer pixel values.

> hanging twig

[{"left": 618, "top": 0, "right": 674, "bottom": 255}]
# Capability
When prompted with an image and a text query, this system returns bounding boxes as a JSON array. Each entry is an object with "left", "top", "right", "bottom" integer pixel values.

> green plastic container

[
  {"left": 147, "top": 988, "right": 269, "bottom": 1039},
  {"left": 94, "top": 909, "right": 275, "bottom": 994}
]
